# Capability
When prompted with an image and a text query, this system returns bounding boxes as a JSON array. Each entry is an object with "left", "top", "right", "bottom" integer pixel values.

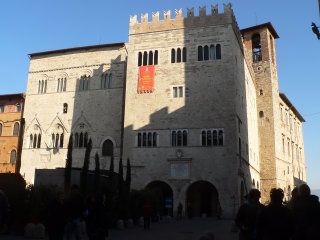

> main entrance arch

[
  {"left": 145, "top": 181, "right": 173, "bottom": 216},
  {"left": 186, "top": 181, "right": 219, "bottom": 217}
]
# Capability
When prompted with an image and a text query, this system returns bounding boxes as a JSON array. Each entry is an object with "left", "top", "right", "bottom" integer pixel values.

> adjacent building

[
  {"left": 0, "top": 93, "right": 24, "bottom": 173},
  {"left": 19, "top": 4, "right": 306, "bottom": 217}
]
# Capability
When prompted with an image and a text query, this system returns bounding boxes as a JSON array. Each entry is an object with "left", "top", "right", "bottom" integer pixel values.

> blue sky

[{"left": 1, "top": 0, "right": 319, "bottom": 189}]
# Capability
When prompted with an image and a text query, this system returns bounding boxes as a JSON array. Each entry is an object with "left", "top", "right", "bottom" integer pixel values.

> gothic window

[
  {"left": 33, "top": 134, "right": 37, "bottom": 148},
  {"left": 182, "top": 47, "right": 187, "bottom": 62},
  {"left": 210, "top": 45, "right": 215, "bottom": 60},
  {"left": 172, "top": 131, "right": 177, "bottom": 146},
  {"left": 74, "top": 133, "right": 79, "bottom": 147},
  {"left": 177, "top": 131, "right": 182, "bottom": 146},
  {"left": 147, "top": 132, "right": 152, "bottom": 147},
  {"left": 207, "top": 130, "right": 212, "bottom": 146},
  {"left": 102, "top": 139, "right": 113, "bottom": 156},
  {"left": 216, "top": 44, "right": 221, "bottom": 59},
  {"left": 218, "top": 130, "right": 224, "bottom": 146},
  {"left": 55, "top": 133, "right": 60, "bottom": 148},
  {"left": 213, "top": 130, "right": 218, "bottom": 146},
  {"left": 252, "top": 34, "right": 262, "bottom": 62},
  {"left": 202, "top": 131, "right": 206, "bottom": 146},
  {"left": 172, "top": 130, "right": 187, "bottom": 147},
  {"left": 143, "top": 51, "right": 148, "bottom": 66},
  {"left": 17, "top": 104, "right": 21, "bottom": 112},
  {"left": 63, "top": 78, "right": 67, "bottom": 91},
  {"left": 0, "top": 123, "right": 2, "bottom": 136},
  {"left": 57, "top": 79, "right": 60, "bottom": 92},
  {"left": 138, "top": 133, "right": 141, "bottom": 147},
  {"left": 142, "top": 133, "right": 147, "bottom": 147},
  {"left": 84, "top": 132, "right": 88, "bottom": 147},
  {"left": 177, "top": 48, "right": 181, "bottom": 63},
  {"left": 63, "top": 103, "right": 68, "bottom": 113},
  {"left": 44, "top": 80, "right": 47, "bottom": 93},
  {"left": 38, "top": 81, "right": 41, "bottom": 93},
  {"left": 10, "top": 150, "right": 16, "bottom": 164},
  {"left": 13, "top": 123, "right": 19, "bottom": 136},
  {"left": 153, "top": 132, "right": 157, "bottom": 147},
  {"left": 138, "top": 52, "right": 142, "bottom": 66},
  {"left": 171, "top": 49, "right": 175, "bottom": 63},
  {"left": 149, "top": 51, "right": 153, "bottom": 65},
  {"left": 60, "top": 133, "right": 64, "bottom": 148},
  {"left": 29, "top": 134, "right": 33, "bottom": 148},
  {"left": 79, "top": 133, "right": 83, "bottom": 148},
  {"left": 154, "top": 50, "right": 158, "bottom": 65},
  {"left": 52, "top": 134, "right": 55, "bottom": 148},
  {"left": 183, "top": 130, "right": 188, "bottom": 146},
  {"left": 41, "top": 80, "right": 44, "bottom": 93},
  {"left": 204, "top": 45, "right": 209, "bottom": 60},
  {"left": 37, "top": 134, "right": 41, "bottom": 148},
  {"left": 108, "top": 74, "right": 112, "bottom": 88},
  {"left": 198, "top": 46, "right": 203, "bottom": 61}
]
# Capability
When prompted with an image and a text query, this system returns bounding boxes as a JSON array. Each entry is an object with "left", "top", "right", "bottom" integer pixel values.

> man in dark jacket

[
  {"left": 257, "top": 188, "right": 294, "bottom": 240},
  {"left": 235, "top": 189, "right": 263, "bottom": 240}
]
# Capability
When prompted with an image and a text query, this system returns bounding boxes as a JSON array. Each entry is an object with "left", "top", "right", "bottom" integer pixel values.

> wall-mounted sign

[
  {"left": 138, "top": 65, "right": 154, "bottom": 93},
  {"left": 171, "top": 163, "right": 189, "bottom": 178}
]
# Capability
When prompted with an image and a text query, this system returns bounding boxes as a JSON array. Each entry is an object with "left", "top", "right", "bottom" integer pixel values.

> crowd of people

[{"left": 235, "top": 184, "right": 320, "bottom": 240}]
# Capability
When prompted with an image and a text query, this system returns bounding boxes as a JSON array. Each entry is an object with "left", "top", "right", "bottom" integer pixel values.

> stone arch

[
  {"left": 145, "top": 180, "right": 174, "bottom": 217},
  {"left": 186, "top": 180, "right": 219, "bottom": 217},
  {"left": 100, "top": 136, "right": 116, "bottom": 157}
]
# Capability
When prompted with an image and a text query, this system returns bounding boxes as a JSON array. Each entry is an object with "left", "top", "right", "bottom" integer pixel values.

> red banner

[{"left": 138, "top": 65, "right": 154, "bottom": 93}]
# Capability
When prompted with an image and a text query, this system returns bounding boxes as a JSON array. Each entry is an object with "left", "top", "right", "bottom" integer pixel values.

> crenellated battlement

[{"left": 129, "top": 3, "right": 235, "bottom": 34}]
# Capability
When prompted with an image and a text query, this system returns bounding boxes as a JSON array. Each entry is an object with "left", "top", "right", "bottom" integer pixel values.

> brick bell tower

[{"left": 241, "top": 23, "right": 280, "bottom": 202}]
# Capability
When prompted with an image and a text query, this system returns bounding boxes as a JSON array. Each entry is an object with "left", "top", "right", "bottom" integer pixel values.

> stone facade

[
  {"left": 19, "top": 4, "right": 306, "bottom": 217},
  {"left": 0, "top": 93, "right": 24, "bottom": 173}
]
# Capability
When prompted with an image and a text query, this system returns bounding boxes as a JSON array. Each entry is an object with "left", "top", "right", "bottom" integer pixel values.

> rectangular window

[
  {"left": 179, "top": 87, "right": 183, "bottom": 97},
  {"left": 172, "top": 86, "right": 184, "bottom": 98},
  {"left": 173, "top": 87, "right": 178, "bottom": 98}
]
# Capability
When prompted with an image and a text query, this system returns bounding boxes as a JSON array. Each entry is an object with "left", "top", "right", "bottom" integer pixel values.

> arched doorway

[
  {"left": 186, "top": 181, "right": 219, "bottom": 217},
  {"left": 145, "top": 181, "right": 173, "bottom": 217}
]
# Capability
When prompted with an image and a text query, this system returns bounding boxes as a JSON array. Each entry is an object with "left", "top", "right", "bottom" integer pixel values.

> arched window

[
  {"left": 182, "top": 47, "right": 187, "bottom": 62},
  {"left": 207, "top": 130, "right": 212, "bottom": 146},
  {"left": 17, "top": 104, "right": 21, "bottom": 112},
  {"left": 210, "top": 45, "right": 215, "bottom": 60},
  {"left": 41, "top": 80, "right": 44, "bottom": 93},
  {"left": 149, "top": 51, "right": 153, "bottom": 65},
  {"left": 216, "top": 44, "right": 221, "bottom": 59},
  {"left": 171, "top": 49, "right": 175, "bottom": 63},
  {"left": 172, "top": 131, "right": 177, "bottom": 146},
  {"left": 0, "top": 123, "right": 2, "bottom": 136},
  {"left": 10, "top": 150, "right": 16, "bottom": 164},
  {"left": 204, "top": 45, "right": 209, "bottom": 60},
  {"left": 60, "top": 133, "right": 64, "bottom": 148},
  {"left": 38, "top": 80, "right": 41, "bottom": 93},
  {"left": 37, "top": 134, "right": 41, "bottom": 148},
  {"left": 183, "top": 130, "right": 188, "bottom": 146},
  {"left": 33, "top": 134, "right": 37, "bottom": 148},
  {"left": 177, "top": 48, "right": 181, "bottom": 62},
  {"left": 143, "top": 51, "right": 148, "bottom": 66},
  {"left": 56, "top": 134, "right": 60, "bottom": 148},
  {"left": 60, "top": 78, "right": 63, "bottom": 92},
  {"left": 57, "top": 79, "right": 60, "bottom": 92},
  {"left": 153, "top": 132, "right": 157, "bottom": 147},
  {"left": 63, "top": 78, "right": 67, "bottom": 91},
  {"left": 52, "top": 134, "right": 55, "bottom": 148},
  {"left": 252, "top": 179, "right": 256, "bottom": 188},
  {"left": 101, "top": 74, "right": 105, "bottom": 89},
  {"left": 218, "top": 130, "right": 224, "bottom": 146},
  {"left": 142, "top": 133, "right": 147, "bottom": 147},
  {"left": 154, "top": 50, "right": 158, "bottom": 65},
  {"left": 108, "top": 74, "right": 112, "bottom": 88},
  {"left": 198, "top": 46, "right": 203, "bottom": 61},
  {"left": 259, "top": 111, "right": 264, "bottom": 118},
  {"left": 74, "top": 133, "right": 79, "bottom": 147},
  {"left": 138, "top": 52, "right": 142, "bottom": 66},
  {"left": 29, "top": 134, "right": 33, "bottom": 148},
  {"left": 84, "top": 132, "right": 88, "bottom": 147},
  {"left": 138, "top": 133, "right": 142, "bottom": 147},
  {"left": 177, "top": 131, "right": 182, "bottom": 146},
  {"left": 252, "top": 34, "right": 262, "bottom": 62},
  {"left": 147, "top": 132, "right": 152, "bottom": 147},
  {"left": 213, "top": 130, "right": 218, "bottom": 146},
  {"left": 202, "top": 130, "right": 206, "bottom": 146},
  {"left": 13, "top": 123, "right": 19, "bottom": 136},
  {"left": 63, "top": 103, "right": 68, "bottom": 113},
  {"left": 79, "top": 133, "right": 83, "bottom": 148},
  {"left": 44, "top": 80, "right": 47, "bottom": 93},
  {"left": 102, "top": 139, "right": 113, "bottom": 156}
]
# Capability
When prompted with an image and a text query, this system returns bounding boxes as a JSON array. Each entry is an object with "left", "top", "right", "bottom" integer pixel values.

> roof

[
  {"left": 279, "top": 93, "right": 305, "bottom": 122},
  {"left": 0, "top": 93, "right": 24, "bottom": 99},
  {"left": 240, "top": 22, "right": 280, "bottom": 39},
  {"left": 29, "top": 42, "right": 126, "bottom": 57}
]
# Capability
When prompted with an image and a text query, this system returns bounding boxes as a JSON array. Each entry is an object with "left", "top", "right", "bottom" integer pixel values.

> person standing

[
  {"left": 257, "top": 188, "right": 294, "bottom": 240},
  {"left": 235, "top": 189, "right": 263, "bottom": 240},
  {"left": 177, "top": 202, "right": 183, "bottom": 220}
]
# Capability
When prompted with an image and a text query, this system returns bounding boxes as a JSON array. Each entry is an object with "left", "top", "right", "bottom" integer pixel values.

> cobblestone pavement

[{"left": 2, "top": 218, "right": 238, "bottom": 240}]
